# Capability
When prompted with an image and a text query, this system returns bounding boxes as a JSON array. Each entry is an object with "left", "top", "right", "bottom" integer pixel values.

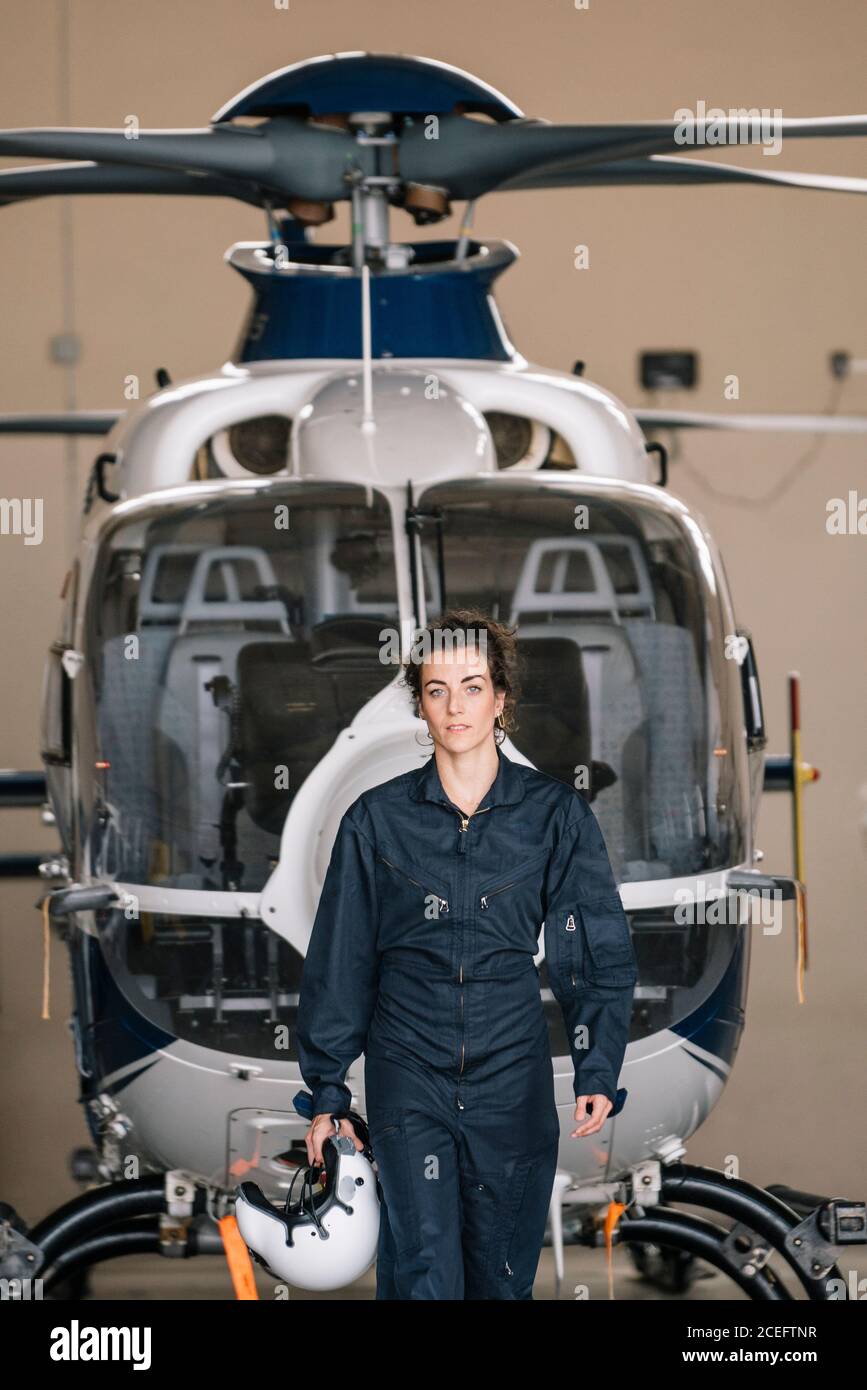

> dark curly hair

[{"left": 398, "top": 606, "right": 522, "bottom": 745}]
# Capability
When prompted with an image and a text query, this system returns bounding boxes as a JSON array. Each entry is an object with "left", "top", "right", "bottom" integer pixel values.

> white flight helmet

[{"left": 234, "top": 1132, "right": 381, "bottom": 1291}]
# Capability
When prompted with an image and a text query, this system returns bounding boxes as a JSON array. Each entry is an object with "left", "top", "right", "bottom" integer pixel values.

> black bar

[
  {"left": 0, "top": 770, "right": 47, "bottom": 806},
  {"left": 763, "top": 755, "right": 794, "bottom": 791}
]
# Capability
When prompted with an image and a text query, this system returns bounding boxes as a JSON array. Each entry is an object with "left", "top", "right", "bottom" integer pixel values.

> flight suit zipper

[
  {"left": 566, "top": 911, "right": 577, "bottom": 987},
  {"left": 455, "top": 802, "right": 492, "bottom": 853},
  {"left": 459, "top": 959, "right": 465, "bottom": 1074},
  {"left": 449, "top": 802, "right": 492, "bottom": 1094},
  {"left": 374, "top": 852, "right": 450, "bottom": 916}
]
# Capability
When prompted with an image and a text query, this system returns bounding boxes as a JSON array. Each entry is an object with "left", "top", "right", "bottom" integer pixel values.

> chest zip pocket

[
  {"left": 478, "top": 848, "right": 550, "bottom": 912},
  {"left": 375, "top": 852, "right": 450, "bottom": 919}
]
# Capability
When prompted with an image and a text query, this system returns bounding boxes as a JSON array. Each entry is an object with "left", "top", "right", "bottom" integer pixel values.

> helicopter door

[{"left": 88, "top": 482, "right": 402, "bottom": 894}]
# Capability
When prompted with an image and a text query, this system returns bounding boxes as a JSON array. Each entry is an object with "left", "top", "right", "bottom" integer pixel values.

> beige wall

[{"left": 1, "top": 0, "right": 865, "bottom": 1228}]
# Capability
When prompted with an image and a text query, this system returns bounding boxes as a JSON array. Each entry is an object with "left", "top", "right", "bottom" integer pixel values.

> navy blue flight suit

[{"left": 296, "top": 744, "right": 638, "bottom": 1299}]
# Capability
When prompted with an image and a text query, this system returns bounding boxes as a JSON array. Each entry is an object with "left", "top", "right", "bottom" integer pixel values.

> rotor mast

[{"left": 345, "top": 111, "right": 400, "bottom": 269}]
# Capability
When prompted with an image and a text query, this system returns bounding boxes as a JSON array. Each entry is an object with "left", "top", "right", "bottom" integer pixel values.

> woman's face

[{"left": 417, "top": 641, "right": 505, "bottom": 756}]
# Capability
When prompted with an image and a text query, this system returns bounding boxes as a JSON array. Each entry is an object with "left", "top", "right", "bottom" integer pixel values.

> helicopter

[{"left": 0, "top": 50, "right": 865, "bottom": 1301}]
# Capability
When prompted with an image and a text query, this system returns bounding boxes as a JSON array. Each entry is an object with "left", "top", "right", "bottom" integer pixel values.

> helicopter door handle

[
  {"left": 94, "top": 451, "right": 120, "bottom": 503},
  {"left": 645, "top": 440, "right": 668, "bottom": 487}
]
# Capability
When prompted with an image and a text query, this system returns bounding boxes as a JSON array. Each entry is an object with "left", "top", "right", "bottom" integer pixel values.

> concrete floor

[{"left": 78, "top": 1241, "right": 867, "bottom": 1301}]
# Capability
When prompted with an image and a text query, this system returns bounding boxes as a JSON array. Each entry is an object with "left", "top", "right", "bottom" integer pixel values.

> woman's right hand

[{"left": 305, "top": 1113, "right": 365, "bottom": 1166}]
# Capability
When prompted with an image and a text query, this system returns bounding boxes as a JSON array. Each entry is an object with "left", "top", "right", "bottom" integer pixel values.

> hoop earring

[
  {"left": 496, "top": 711, "right": 505, "bottom": 729},
  {"left": 414, "top": 721, "right": 434, "bottom": 747}
]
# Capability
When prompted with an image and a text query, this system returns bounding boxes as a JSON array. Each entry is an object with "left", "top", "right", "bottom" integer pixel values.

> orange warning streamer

[
  {"left": 218, "top": 1214, "right": 260, "bottom": 1300},
  {"left": 603, "top": 1199, "right": 627, "bottom": 1299}
]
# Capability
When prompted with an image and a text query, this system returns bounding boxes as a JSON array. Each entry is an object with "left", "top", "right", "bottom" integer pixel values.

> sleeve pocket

[{"left": 577, "top": 894, "right": 637, "bottom": 986}]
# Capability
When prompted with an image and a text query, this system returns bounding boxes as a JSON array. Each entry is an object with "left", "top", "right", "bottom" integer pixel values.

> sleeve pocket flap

[{"left": 577, "top": 894, "right": 637, "bottom": 982}]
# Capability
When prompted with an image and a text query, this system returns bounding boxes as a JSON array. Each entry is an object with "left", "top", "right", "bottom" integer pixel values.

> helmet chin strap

[
  {"left": 283, "top": 1129, "right": 333, "bottom": 1227},
  {"left": 302, "top": 1163, "right": 329, "bottom": 1239}
]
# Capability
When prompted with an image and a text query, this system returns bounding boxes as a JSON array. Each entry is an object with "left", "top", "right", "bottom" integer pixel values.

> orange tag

[
  {"left": 603, "top": 1200, "right": 626, "bottom": 1299},
  {"left": 218, "top": 1213, "right": 260, "bottom": 1300}
]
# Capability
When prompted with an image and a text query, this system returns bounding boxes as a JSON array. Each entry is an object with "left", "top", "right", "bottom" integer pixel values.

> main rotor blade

[
  {"left": 0, "top": 120, "right": 359, "bottom": 203},
  {"left": 499, "top": 153, "right": 867, "bottom": 196},
  {"left": 0, "top": 160, "right": 267, "bottom": 206},
  {"left": 636, "top": 409, "right": 867, "bottom": 434},
  {"left": 0, "top": 125, "right": 267, "bottom": 175},
  {"left": 400, "top": 114, "right": 867, "bottom": 199},
  {"left": 3, "top": 150, "right": 863, "bottom": 210},
  {"left": 0, "top": 113, "right": 864, "bottom": 205},
  {"left": 0, "top": 411, "right": 120, "bottom": 435}
]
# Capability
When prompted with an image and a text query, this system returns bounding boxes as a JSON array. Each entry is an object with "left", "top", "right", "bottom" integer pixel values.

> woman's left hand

[{"left": 570, "top": 1094, "right": 612, "bottom": 1138}]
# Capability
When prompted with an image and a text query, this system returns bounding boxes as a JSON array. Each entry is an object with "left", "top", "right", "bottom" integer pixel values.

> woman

[{"left": 296, "top": 608, "right": 638, "bottom": 1299}]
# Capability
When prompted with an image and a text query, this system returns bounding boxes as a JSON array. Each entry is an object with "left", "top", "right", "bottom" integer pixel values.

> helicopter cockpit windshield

[
  {"left": 82, "top": 482, "right": 399, "bottom": 894},
  {"left": 414, "top": 479, "right": 747, "bottom": 883}
]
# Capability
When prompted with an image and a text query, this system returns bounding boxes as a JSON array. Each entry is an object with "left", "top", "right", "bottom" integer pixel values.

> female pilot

[{"left": 296, "top": 608, "right": 637, "bottom": 1299}]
